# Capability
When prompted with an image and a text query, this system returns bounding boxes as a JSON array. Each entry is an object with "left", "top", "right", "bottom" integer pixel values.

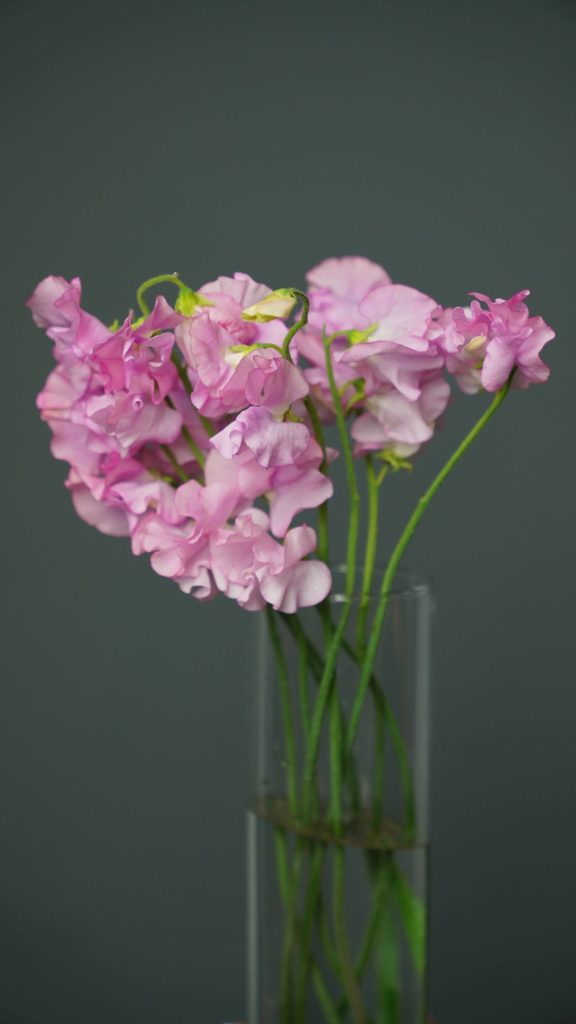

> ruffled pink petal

[
  {"left": 26, "top": 275, "right": 81, "bottom": 329},
  {"left": 70, "top": 485, "right": 131, "bottom": 537},
  {"left": 269, "top": 466, "right": 333, "bottom": 537},
  {"left": 86, "top": 393, "right": 183, "bottom": 454},
  {"left": 359, "top": 284, "right": 438, "bottom": 346},
  {"left": 245, "top": 354, "right": 309, "bottom": 415},
  {"left": 480, "top": 337, "right": 518, "bottom": 392},
  {"left": 307, "top": 257, "right": 391, "bottom": 302},
  {"left": 177, "top": 312, "right": 234, "bottom": 389},
  {"left": 199, "top": 272, "right": 271, "bottom": 310},
  {"left": 259, "top": 558, "right": 332, "bottom": 613},
  {"left": 211, "top": 407, "right": 311, "bottom": 468}
]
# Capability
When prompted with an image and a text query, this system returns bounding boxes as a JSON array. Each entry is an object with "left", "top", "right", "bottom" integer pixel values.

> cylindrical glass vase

[{"left": 247, "top": 571, "right": 432, "bottom": 1024}]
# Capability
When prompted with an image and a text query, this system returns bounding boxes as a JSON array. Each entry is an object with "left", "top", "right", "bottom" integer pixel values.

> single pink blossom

[
  {"left": 211, "top": 407, "right": 311, "bottom": 468},
  {"left": 258, "top": 523, "right": 332, "bottom": 614},
  {"left": 197, "top": 272, "right": 287, "bottom": 348},
  {"left": 210, "top": 510, "right": 331, "bottom": 613},
  {"left": 306, "top": 256, "right": 392, "bottom": 333},
  {"left": 85, "top": 392, "right": 183, "bottom": 456},
  {"left": 93, "top": 314, "right": 178, "bottom": 404},
  {"left": 435, "top": 291, "right": 554, "bottom": 393},
  {"left": 351, "top": 377, "right": 450, "bottom": 458},
  {"left": 358, "top": 284, "right": 439, "bottom": 351},
  {"left": 339, "top": 343, "right": 444, "bottom": 402},
  {"left": 26, "top": 275, "right": 110, "bottom": 359},
  {"left": 131, "top": 513, "right": 215, "bottom": 600},
  {"left": 268, "top": 461, "right": 333, "bottom": 537},
  {"left": 68, "top": 479, "right": 132, "bottom": 537}
]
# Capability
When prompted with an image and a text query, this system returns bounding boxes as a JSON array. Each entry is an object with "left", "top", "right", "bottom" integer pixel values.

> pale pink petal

[
  {"left": 307, "top": 257, "right": 391, "bottom": 302},
  {"left": 199, "top": 272, "right": 271, "bottom": 310},
  {"left": 211, "top": 407, "right": 310, "bottom": 468},
  {"left": 269, "top": 467, "right": 333, "bottom": 537},
  {"left": 245, "top": 354, "right": 309, "bottom": 415},
  {"left": 480, "top": 337, "right": 517, "bottom": 392},
  {"left": 360, "top": 285, "right": 437, "bottom": 345},
  {"left": 71, "top": 485, "right": 131, "bottom": 537},
  {"left": 260, "top": 559, "right": 332, "bottom": 613},
  {"left": 26, "top": 275, "right": 81, "bottom": 329}
]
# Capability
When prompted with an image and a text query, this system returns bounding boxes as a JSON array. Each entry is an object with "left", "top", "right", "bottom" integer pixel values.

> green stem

[
  {"left": 267, "top": 609, "right": 299, "bottom": 813},
  {"left": 301, "top": 336, "right": 362, "bottom": 819},
  {"left": 335, "top": 853, "right": 392, "bottom": 1018},
  {"left": 282, "top": 289, "right": 310, "bottom": 358},
  {"left": 159, "top": 444, "right": 189, "bottom": 483},
  {"left": 297, "top": 625, "right": 311, "bottom": 748},
  {"left": 165, "top": 395, "right": 206, "bottom": 469},
  {"left": 328, "top": 630, "right": 411, "bottom": 831},
  {"left": 276, "top": 830, "right": 341, "bottom": 1023},
  {"left": 333, "top": 846, "right": 367, "bottom": 1024},
  {"left": 198, "top": 414, "right": 214, "bottom": 437},
  {"left": 325, "top": 335, "right": 360, "bottom": 598},
  {"left": 346, "top": 379, "right": 513, "bottom": 759},
  {"left": 304, "top": 395, "right": 330, "bottom": 563},
  {"left": 302, "top": 613, "right": 349, "bottom": 819},
  {"left": 275, "top": 830, "right": 296, "bottom": 1022},
  {"left": 136, "top": 272, "right": 191, "bottom": 316},
  {"left": 171, "top": 350, "right": 192, "bottom": 395},
  {"left": 283, "top": 612, "right": 362, "bottom": 817},
  {"left": 328, "top": 684, "right": 343, "bottom": 832},
  {"left": 181, "top": 424, "right": 206, "bottom": 469},
  {"left": 313, "top": 968, "right": 342, "bottom": 1024},
  {"left": 168, "top": 354, "right": 213, "bottom": 443},
  {"left": 293, "top": 840, "right": 324, "bottom": 1021},
  {"left": 355, "top": 456, "right": 383, "bottom": 658}
]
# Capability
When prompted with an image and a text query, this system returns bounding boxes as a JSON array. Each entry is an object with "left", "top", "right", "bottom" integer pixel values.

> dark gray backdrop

[{"left": 1, "top": 0, "right": 575, "bottom": 1021}]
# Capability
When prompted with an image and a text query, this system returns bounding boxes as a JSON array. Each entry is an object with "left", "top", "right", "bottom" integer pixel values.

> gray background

[{"left": 1, "top": 0, "right": 575, "bottom": 1021}]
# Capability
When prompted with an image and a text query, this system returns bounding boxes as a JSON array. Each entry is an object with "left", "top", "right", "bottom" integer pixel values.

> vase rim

[{"left": 328, "top": 565, "right": 433, "bottom": 601}]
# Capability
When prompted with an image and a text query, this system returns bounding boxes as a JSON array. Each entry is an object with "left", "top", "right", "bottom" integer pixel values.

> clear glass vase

[{"left": 247, "top": 571, "right": 432, "bottom": 1024}]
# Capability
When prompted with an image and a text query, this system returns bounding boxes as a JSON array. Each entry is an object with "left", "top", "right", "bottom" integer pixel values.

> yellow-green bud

[
  {"left": 463, "top": 334, "right": 486, "bottom": 354},
  {"left": 348, "top": 323, "right": 378, "bottom": 345},
  {"left": 175, "top": 288, "right": 212, "bottom": 316},
  {"left": 242, "top": 289, "right": 298, "bottom": 323}
]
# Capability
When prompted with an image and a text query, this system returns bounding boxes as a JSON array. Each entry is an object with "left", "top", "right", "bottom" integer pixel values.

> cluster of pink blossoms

[{"left": 28, "top": 257, "right": 554, "bottom": 613}]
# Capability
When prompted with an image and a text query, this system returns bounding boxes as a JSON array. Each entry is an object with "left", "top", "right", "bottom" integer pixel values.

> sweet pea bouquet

[
  {"left": 28, "top": 257, "right": 554, "bottom": 1023},
  {"left": 28, "top": 257, "right": 553, "bottom": 614}
]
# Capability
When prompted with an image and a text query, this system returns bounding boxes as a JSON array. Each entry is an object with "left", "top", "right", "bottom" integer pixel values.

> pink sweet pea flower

[
  {"left": 267, "top": 457, "right": 334, "bottom": 537},
  {"left": 357, "top": 284, "right": 439, "bottom": 352},
  {"left": 306, "top": 256, "right": 392, "bottom": 333},
  {"left": 258, "top": 523, "right": 332, "bottom": 613},
  {"left": 294, "top": 331, "right": 360, "bottom": 418},
  {"left": 340, "top": 343, "right": 445, "bottom": 402},
  {"left": 177, "top": 313, "right": 305, "bottom": 419},
  {"left": 174, "top": 475, "right": 246, "bottom": 539},
  {"left": 435, "top": 290, "right": 554, "bottom": 393},
  {"left": 211, "top": 407, "right": 311, "bottom": 468},
  {"left": 26, "top": 275, "right": 110, "bottom": 359},
  {"left": 296, "top": 266, "right": 442, "bottom": 427},
  {"left": 85, "top": 392, "right": 183, "bottom": 456},
  {"left": 101, "top": 456, "right": 184, "bottom": 525},
  {"left": 93, "top": 314, "right": 178, "bottom": 404},
  {"left": 131, "top": 513, "right": 215, "bottom": 600},
  {"left": 210, "top": 510, "right": 332, "bottom": 613},
  {"left": 199, "top": 271, "right": 273, "bottom": 317},
  {"left": 207, "top": 433, "right": 333, "bottom": 537},
  {"left": 68, "top": 479, "right": 132, "bottom": 537},
  {"left": 196, "top": 272, "right": 287, "bottom": 348},
  {"left": 351, "top": 377, "right": 450, "bottom": 458}
]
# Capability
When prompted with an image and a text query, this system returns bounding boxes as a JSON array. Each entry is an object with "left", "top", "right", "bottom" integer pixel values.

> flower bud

[
  {"left": 242, "top": 289, "right": 297, "bottom": 322},
  {"left": 175, "top": 287, "right": 212, "bottom": 316}
]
